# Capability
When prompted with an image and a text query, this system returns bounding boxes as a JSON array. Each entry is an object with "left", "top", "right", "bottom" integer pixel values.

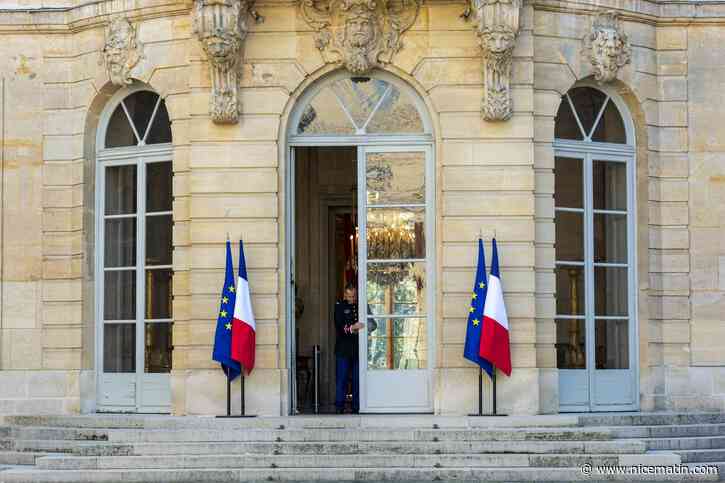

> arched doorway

[
  {"left": 553, "top": 84, "right": 639, "bottom": 411},
  {"left": 286, "top": 70, "right": 435, "bottom": 414},
  {"left": 95, "top": 85, "right": 173, "bottom": 412}
]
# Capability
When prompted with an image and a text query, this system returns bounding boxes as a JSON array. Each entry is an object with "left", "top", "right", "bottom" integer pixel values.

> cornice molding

[{"left": 3, "top": 0, "right": 725, "bottom": 33}]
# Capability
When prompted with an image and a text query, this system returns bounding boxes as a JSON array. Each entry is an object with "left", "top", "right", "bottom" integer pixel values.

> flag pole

[
  {"left": 468, "top": 229, "right": 486, "bottom": 417},
  {"left": 492, "top": 366, "right": 497, "bottom": 416},
  {"left": 226, "top": 370, "right": 232, "bottom": 416}
]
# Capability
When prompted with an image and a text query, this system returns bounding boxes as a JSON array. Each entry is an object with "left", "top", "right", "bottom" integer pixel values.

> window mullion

[
  {"left": 361, "top": 85, "right": 392, "bottom": 133},
  {"left": 141, "top": 95, "right": 162, "bottom": 146},
  {"left": 120, "top": 100, "right": 143, "bottom": 146},
  {"left": 566, "top": 93, "right": 588, "bottom": 141},
  {"left": 587, "top": 96, "right": 610, "bottom": 141},
  {"left": 584, "top": 152, "right": 596, "bottom": 408},
  {"left": 135, "top": 158, "right": 146, "bottom": 409}
]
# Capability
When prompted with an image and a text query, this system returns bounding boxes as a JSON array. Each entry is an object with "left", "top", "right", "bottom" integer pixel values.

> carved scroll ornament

[
  {"left": 463, "top": 0, "right": 521, "bottom": 122},
  {"left": 300, "top": 0, "right": 421, "bottom": 75},
  {"left": 585, "top": 11, "right": 631, "bottom": 84},
  {"left": 103, "top": 17, "right": 143, "bottom": 86},
  {"left": 192, "top": 0, "right": 262, "bottom": 124}
]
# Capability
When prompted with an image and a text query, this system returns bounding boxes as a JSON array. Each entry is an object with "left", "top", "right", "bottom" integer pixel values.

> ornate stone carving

[
  {"left": 463, "top": 0, "right": 521, "bottom": 122},
  {"left": 192, "top": 0, "right": 262, "bottom": 124},
  {"left": 300, "top": 0, "right": 421, "bottom": 75},
  {"left": 585, "top": 10, "right": 631, "bottom": 84},
  {"left": 103, "top": 16, "right": 143, "bottom": 86}
]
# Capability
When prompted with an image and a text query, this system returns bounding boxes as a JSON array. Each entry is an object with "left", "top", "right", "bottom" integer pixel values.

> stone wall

[{"left": 0, "top": 0, "right": 723, "bottom": 415}]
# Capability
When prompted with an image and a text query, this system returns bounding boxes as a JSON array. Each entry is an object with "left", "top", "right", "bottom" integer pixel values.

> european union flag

[
  {"left": 212, "top": 240, "right": 241, "bottom": 380},
  {"left": 463, "top": 238, "right": 494, "bottom": 377}
]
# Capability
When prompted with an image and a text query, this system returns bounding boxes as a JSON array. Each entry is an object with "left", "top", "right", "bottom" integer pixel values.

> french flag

[
  {"left": 479, "top": 238, "right": 512, "bottom": 376},
  {"left": 231, "top": 240, "right": 256, "bottom": 375}
]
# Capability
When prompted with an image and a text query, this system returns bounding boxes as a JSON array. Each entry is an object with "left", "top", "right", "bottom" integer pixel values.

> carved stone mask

[
  {"left": 300, "top": 0, "right": 420, "bottom": 75},
  {"left": 586, "top": 11, "right": 631, "bottom": 83},
  {"left": 480, "top": 26, "right": 515, "bottom": 55},
  {"left": 344, "top": 10, "right": 375, "bottom": 48},
  {"left": 199, "top": 29, "right": 242, "bottom": 69},
  {"left": 103, "top": 17, "right": 142, "bottom": 86}
]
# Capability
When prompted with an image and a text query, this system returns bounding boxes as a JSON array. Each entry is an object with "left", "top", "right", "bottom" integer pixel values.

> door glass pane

[
  {"left": 554, "top": 157, "right": 583, "bottom": 208},
  {"left": 568, "top": 87, "right": 607, "bottom": 137},
  {"left": 366, "top": 152, "right": 425, "bottom": 204},
  {"left": 329, "top": 77, "right": 389, "bottom": 129},
  {"left": 594, "top": 266, "right": 628, "bottom": 316},
  {"left": 366, "top": 86, "right": 424, "bottom": 134},
  {"left": 105, "top": 218, "right": 136, "bottom": 267},
  {"left": 146, "top": 215, "right": 172, "bottom": 266},
  {"left": 555, "top": 266, "right": 585, "bottom": 316},
  {"left": 367, "top": 317, "right": 427, "bottom": 369},
  {"left": 105, "top": 165, "right": 137, "bottom": 215},
  {"left": 593, "top": 160, "right": 627, "bottom": 211},
  {"left": 105, "top": 103, "right": 137, "bottom": 148},
  {"left": 554, "top": 97, "right": 583, "bottom": 140},
  {"left": 594, "top": 213, "right": 627, "bottom": 263},
  {"left": 104, "top": 270, "right": 136, "bottom": 320},
  {"left": 297, "top": 86, "right": 354, "bottom": 135},
  {"left": 145, "top": 100, "right": 172, "bottom": 145},
  {"left": 591, "top": 100, "right": 626, "bottom": 144},
  {"left": 556, "top": 319, "right": 585, "bottom": 369},
  {"left": 367, "top": 262, "right": 426, "bottom": 316},
  {"left": 145, "top": 269, "right": 172, "bottom": 319},
  {"left": 145, "top": 322, "right": 172, "bottom": 373},
  {"left": 555, "top": 211, "right": 584, "bottom": 262},
  {"left": 595, "top": 319, "right": 629, "bottom": 369},
  {"left": 146, "top": 162, "right": 172, "bottom": 212},
  {"left": 123, "top": 91, "right": 160, "bottom": 141},
  {"left": 104, "top": 323, "right": 135, "bottom": 372},
  {"left": 367, "top": 208, "right": 424, "bottom": 259}
]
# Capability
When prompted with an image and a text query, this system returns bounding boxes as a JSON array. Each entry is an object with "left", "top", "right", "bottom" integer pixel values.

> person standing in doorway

[{"left": 334, "top": 284, "right": 370, "bottom": 414}]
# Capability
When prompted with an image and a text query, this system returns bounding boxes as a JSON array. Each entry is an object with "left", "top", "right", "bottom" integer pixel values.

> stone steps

[
  {"left": 33, "top": 452, "right": 668, "bottom": 470},
  {"left": 100, "top": 427, "right": 614, "bottom": 443},
  {"left": 0, "top": 466, "right": 719, "bottom": 482},
  {"left": 0, "top": 452, "right": 45, "bottom": 466},
  {"left": 0, "top": 413, "right": 723, "bottom": 482},
  {"left": 0, "top": 438, "right": 649, "bottom": 456},
  {"left": 675, "top": 448, "right": 725, "bottom": 463},
  {"left": 645, "top": 435, "right": 725, "bottom": 450},
  {"left": 607, "top": 423, "right": 725, "bottom": 439}
]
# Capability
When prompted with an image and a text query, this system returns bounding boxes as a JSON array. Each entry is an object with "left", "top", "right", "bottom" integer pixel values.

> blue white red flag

[
  {"left": 479, "top": 238, "right": 512, "bottom": 376},
  {"left": 231, "top": 240, "right": 256, "bottom": 375},
  {"left": 211, "top": 240, "right": 241, "bottom": 380},
  {"left": 463, "top": 238, "right": 494, "bottom": 377}
]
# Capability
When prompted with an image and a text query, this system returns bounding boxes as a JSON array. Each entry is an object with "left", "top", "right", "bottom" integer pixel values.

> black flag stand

[
  {"left": 468, "top": 366, "right": 507, "bottom": 417},
  {"left": 217, "top": 367, "right": 256, "bottom": 418},
  {"left": 469, "top": 367, "right": 484, "bottom": 416}
]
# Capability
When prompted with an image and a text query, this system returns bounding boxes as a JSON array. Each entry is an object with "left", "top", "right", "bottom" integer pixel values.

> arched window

[
  {"left": 96, "top": 87, "right": 173, "bottom": 412},
  {"left": 289, "top": 73, "right": 432, "bottom": 141},
  {"left": 553, "top": 85, "right": 637, "bottom": 411}
]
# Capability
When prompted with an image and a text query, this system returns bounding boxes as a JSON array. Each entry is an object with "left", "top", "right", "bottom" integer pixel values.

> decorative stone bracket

[
  {"left": 463, "top": 0, "right": 521, "bottom": 122},
  {"left": 585, "top": 10, "right": 631, "bottom": 84},
  {"left": 192, "top": 0, "right": 262, "bottom": 124},
  {"left": 103, "top": 16, "right": 143, "bottom": 86},
  {"left": 300, "top": 0, "right": 421, "bottom": 75}
]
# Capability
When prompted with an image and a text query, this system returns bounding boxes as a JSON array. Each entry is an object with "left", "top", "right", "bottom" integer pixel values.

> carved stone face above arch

[
  {"left": 584, "top": 10, "right": 631, "bottom": 84},
  {"left": 103, "top": 16, "right": 143, "bottom": 86},
  {"left": 300, "top": 0, "right": 421, "bottom": 75}
]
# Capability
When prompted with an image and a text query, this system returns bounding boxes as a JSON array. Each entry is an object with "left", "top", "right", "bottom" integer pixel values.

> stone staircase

[{"left": 0, "top": 413, "right": 722, "bottom": 482}]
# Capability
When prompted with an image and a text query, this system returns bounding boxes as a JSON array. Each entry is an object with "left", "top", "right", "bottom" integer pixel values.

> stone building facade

[{"left": 0, "top": 0, "right": 723, "bottom": 416}]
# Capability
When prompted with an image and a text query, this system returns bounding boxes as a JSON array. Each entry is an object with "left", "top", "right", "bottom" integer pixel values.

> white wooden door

[
  {"left": 97, "top": 157, "right": 172, "bottom": 413},
  {"left": 556, "top": 151, "right": 637, "bottom": 412},
  {"left": 357, "top": 145, "right": 434, "bottom": 413}
]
